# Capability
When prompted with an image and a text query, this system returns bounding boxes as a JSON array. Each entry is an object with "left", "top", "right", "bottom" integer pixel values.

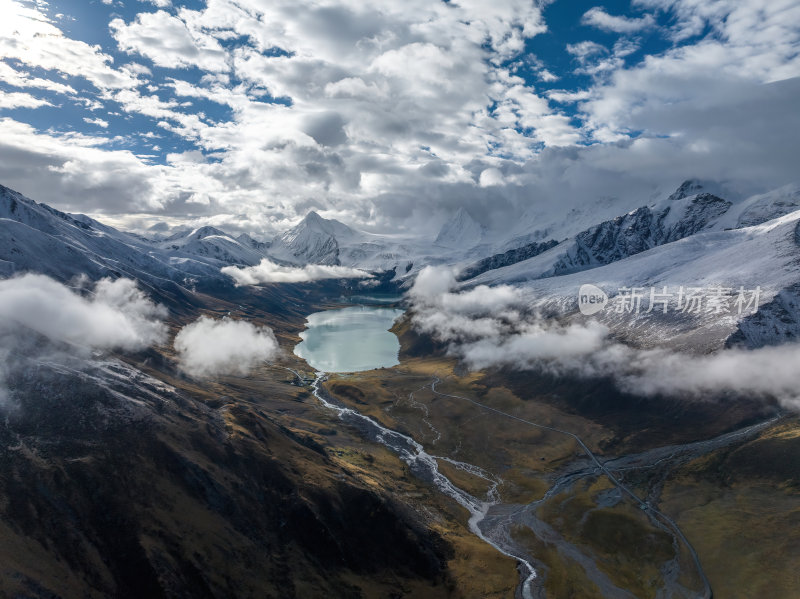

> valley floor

[
  {"left": 308, "top": 339, "right": 799, "bottom": 598},
  {"left": 1, "top": 289, "right": 798, "bottom": 599}
]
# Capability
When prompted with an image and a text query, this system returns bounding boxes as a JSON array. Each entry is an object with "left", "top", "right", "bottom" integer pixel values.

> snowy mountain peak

[
  {"left": 435, "top": 207, "right": 484, "bottom": 248},
  {"left": 297, "top": 211, "right": 354, "bottom": 238},
  {"left": 667, "top": 179, "right": 706, "bottom": 202},
  {"left": 187, "top": 226, "right": 229, "bottom": 240},
  {"left": 304, "top": 210, "right": 324, "bottom": 225},
  {"left": 666, "top": 179, "right": 735, "bottom": 203},
  {"left": 268, "top": 211, "right": 355, "bottom": 265}
]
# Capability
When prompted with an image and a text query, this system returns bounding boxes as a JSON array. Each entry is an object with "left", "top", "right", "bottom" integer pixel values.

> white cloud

[
  {"left": 0, "top": 0, "right": 798, "bottom": 238},
  {"left": 409, "top": 265, "right": 458, "bottom": 303},
  {"left": 537, "top": 69, "right": 559, "bottom": 82},
  {"left": 457, "top": 324, "right": 800, "bottom": 411},
  {"left": 407, "top": 267, "right": 800, "bottom": 411},
  {"left": 566, "top": 41, "right": 607, "bottom": 60},
  {"left": 222, "top": 258, "right": 373, "bottom": 285},
  {"left": 479, "top": 167, "right": 504, "bottom": 187},
  {"left": 0, "top": 0, "right": 574, "bottom": 228},
  {"left": 0, "top": 118, "right": 166, "bottom": 212},
  {"left": 581, "top": 7, "right": 655, "bottom": 34},
  {"left": 0, "top": 61, "right": 76, "bottom": 95},
  {"left": 546, "top": 89, "right": 592, "bottom": 103},
  {"left": 174, "top": 316, "right": 279, "bottom": 378},
  {"left": 110, "top": 10, "right": 228, "bottom": 72},
  {"left": 0, "top": 274, "right": 167, "bottom": 351},
  {"left": 83, "top": 117, "right": 109, "bottom": 128},
  {"left": 0, "top": 91, "right": 52, "bottom": 109},
  {"left": 0, "top": 0, "right": 137, "bottom": 90}
]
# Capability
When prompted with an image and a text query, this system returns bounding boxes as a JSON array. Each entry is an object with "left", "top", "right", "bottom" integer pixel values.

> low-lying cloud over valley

[
  {"left": 222, "top": 259, "right": 373, "bottom": 285},
  {"left": 174, "top": 316, "right": 280, "bottom": 378},
  {"left": 409, "top": 266, "right": 800, "bottom": 411}
]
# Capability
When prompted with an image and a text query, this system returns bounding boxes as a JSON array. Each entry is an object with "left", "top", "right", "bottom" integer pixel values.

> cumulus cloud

[
  {"left": 110, "top": 10, "right": 228, "bottom": 72},
  {"left": 173, "top": 316, "right": 279, "bottom": 378},
  {"left": 0, "top": 0, "right": 798, "bottom": 237},
  {"left": 222, "top": 258, "right": 372, "bottom": 285},
  {"left": 0, "top": 118, "right": 163, "bottom": 213},
  {"left": 457, "top": 325, "right": 800, "bottom": 411},
  {"left": 83, "top": 117, "right": 109, "bottom": 128},
  {"left": 408, "top": 267, "right": 800, "bottom": 410},
  {"left": 0, "top": 92, "right": 53, "bottom": 109},
  {"left": 0, "top": 0, "right": 569, "bottom": 228},
  {"left": 581, "top": 7, "right": 655, "bottom": 33},
  {"left": 409, "top": 265, "right": 458, "bottom": 302},
  {"left": 0, "top": 274, "right": 167, "bottom": 409},
  {"left": 0, "top": 274, "right": 167, "bottom": 351},
  {"left": 0, "top": 0, "right": 136, "bottom": 90}
]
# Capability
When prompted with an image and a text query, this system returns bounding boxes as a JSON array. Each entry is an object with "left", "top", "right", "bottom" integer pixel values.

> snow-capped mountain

[
  {"left": 268, "top": 211, "right": 352, "bottom": 265},
  {"left": 3, "top": 176, "right": 800, "bottom": 353},
  {"left": 434, "top": 207, "right": 485, "bottom": 249},
  {"left": 456, "top": 181, "right": 800, "bottom": 285},
  {"left": 0, "top": 184, "right": 264, "bottom": 288},
  {"left": 548, "top": 191, "right": 732, "bottom": 276},
  {"left": 467, "top": 190, "right": 800, "bottom": 350},
  {"left": 157, "top": 225, "right": 267, "bottom": 266},
  {"left": 458, "top": 239, "right": 558, "bottom": 281},
  {"left": 265, "top": 210, "right": 463, "bottom": 275}
]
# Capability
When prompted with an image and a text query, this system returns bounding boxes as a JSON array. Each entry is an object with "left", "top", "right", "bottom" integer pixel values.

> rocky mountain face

[
  {"left": 551, "top": 192, "right": 732, "bottom": 275},
  {"left": 459, "top": 239, "right": 558, "bottom": 281},
  {"left": 0, "top": 325, "right": 453, "bottom": 599}
]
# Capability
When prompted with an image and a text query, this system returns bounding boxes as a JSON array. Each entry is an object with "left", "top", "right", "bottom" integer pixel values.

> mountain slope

[
  {"left": 457, "top": 181, "right": 800, "bottom": 285},
  {"left": 435, "top": 207, "right": 485, "bottom": 249},
  {"left": 158, "top": 226, "right": 266, "bottom": 266},
  {"left": 550, "top": 192, "right": 732, "bottom": 275},
  {"left": 268, "top": 211, "right": 352, "bottom": 265},
  {"left": 0, "top": 185, "right": 260, "bottom": 289},
  {"left": 471, "top": 209, "right": 800, "bottom": 349},
  {"left": 0, "top": 329, "right": 456, "bottom": 598}
]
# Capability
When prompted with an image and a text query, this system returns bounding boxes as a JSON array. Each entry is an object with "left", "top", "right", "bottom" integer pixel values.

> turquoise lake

[{"left": 293, "top": 305, "right": 405, "bottom": 373}]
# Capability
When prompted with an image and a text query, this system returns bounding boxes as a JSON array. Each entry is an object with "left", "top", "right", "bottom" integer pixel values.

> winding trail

[
  {"left": 300, "top": 366, "right": 778, "bottom": 599},
  {"left": 429, "top": 377, "right": 716, "bottom": 599}
]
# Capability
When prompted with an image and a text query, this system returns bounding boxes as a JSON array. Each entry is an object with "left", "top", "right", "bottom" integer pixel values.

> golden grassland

[
  {"left": 535, "top": 477, "right": 674, "bottom": 599},
  {"left": 321, "top": 356, "right": 695, "bottom": 597},
  {"left": 659, "top": 418, "right": 800, "bottom": 599},
  {"left": 322, "top": 357, "right": 611, "bottom": 505}
]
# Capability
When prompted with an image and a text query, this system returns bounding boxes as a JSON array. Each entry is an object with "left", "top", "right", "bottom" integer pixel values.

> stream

[
  {"left": 302, "top": 370, "right": 780, "bottom": 598},
  {"left": 290, "top": 305, "right": 776, "bottom": 597},
  {"left": 309, "top": 374, "right": 540, "bottom": 599}
]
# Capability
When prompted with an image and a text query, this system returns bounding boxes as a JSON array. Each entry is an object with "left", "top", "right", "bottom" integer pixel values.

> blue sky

[{"left": 0, "top": 0, "right": 798, "bottom": 235}]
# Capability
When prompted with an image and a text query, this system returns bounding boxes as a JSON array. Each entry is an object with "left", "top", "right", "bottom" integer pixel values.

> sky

[{"left": 0, "top": 0, "right": 799, "bottom": 237}]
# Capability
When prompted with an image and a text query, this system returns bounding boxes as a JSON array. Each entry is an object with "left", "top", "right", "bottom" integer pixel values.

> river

[{"left": 289, "top": 304, "right": 747, "bottom": 598}]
